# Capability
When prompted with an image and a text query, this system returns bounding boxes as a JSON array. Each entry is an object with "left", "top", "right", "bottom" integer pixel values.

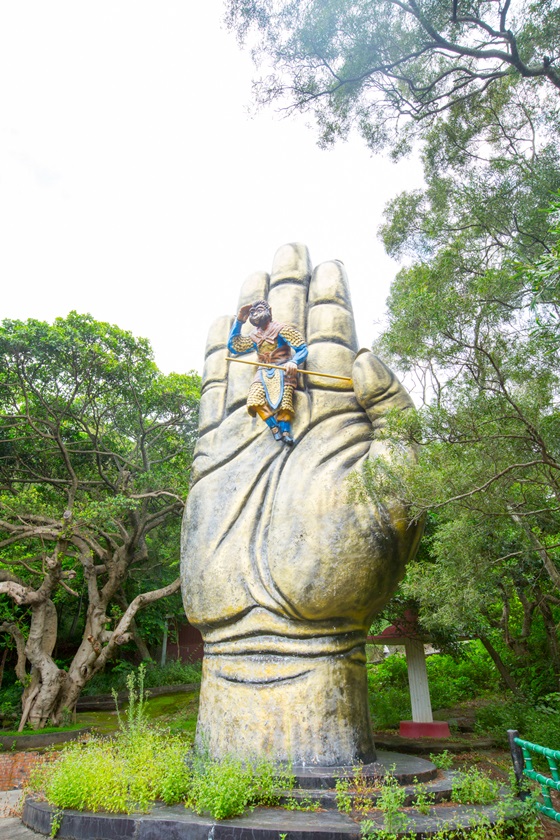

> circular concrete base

[
  {"left": 292, "top": 750, "right": 437, "bottom": 788},
  {"left": 22, "top": 752, "right": 522, "bottom": 840},
  {"left": 21, "top": 795, "right": 525, "bottom": 840}
]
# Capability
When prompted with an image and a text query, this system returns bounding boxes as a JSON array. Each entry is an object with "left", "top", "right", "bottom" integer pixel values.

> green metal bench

[{"left": 508, "top": 729, "right": 560, "bottom": 823}]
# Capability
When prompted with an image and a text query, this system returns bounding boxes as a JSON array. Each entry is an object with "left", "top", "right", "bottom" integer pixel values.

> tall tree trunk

[
  {"left": 130, "top": 619, "right": 153, "bottom": 662},
  {"left": 478, "top": 635, "right": 525, "bottom": 699},
  {"left": 538, "top": 598, "right": 560, "bottom": 690},
  {"left": 23, "top": 599, "right": 63, "bottom": 729},
  {"left": 0, "top": 648, "right": 8, "bottom": 691}
]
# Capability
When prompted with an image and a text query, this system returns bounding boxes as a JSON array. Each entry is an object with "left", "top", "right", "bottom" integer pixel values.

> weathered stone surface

[{"left": 181, "top": 245, "right": 423, "bottom": 765}]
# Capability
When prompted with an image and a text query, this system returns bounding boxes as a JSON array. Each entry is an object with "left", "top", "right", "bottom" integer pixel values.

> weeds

[
  {"left": 429, "top": 749, "right": 454, "bottom": 770},
  {"left": 185, "top": 753, "right": 293, "bottom": 819},
  {"left": 376, "top": 769, "right": 409, "bottom": 835},
  {"left": 451, "top": 766, "right": 499, "bottom": 805},
  {"left": 411, "top": 779, "right": 435, "bottom": 814},
  {"left": 335, "top": 777, "right": 352, "bottom": 813},
  {"left": 282, "top": 796, "right": 320, "bottom": 812}
]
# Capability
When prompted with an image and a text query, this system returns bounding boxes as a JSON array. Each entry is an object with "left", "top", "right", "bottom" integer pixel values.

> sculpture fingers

[
  {"left": 267, "top": 242, "right": 312, "bottom": 335},
  {"left": 306, "top": 260, "right": 358, "bottom": 392},
  {"left": 199, "top": 316, "right": 234, "bottom": 436},
  {"left": 352, "top": 350, "right": 414, "bottom": 432},
  {"left": 236, "top": 270, "right": 270, "bottom": 311}
]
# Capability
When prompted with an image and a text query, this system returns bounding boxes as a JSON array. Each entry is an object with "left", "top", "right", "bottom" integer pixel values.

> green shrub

[
  {"left": 28, "top": 666, "right": 191, "bottom": 813},
  {"left": 82, "top": 659, "right": 202, "bottom": 696},
  {"left": 0, "top": 683, "right": 22, "bottom": 721},
  {"left": 377, "top": 771, "right": 408, "bottom": 832},
  {"left": 451, "top": 767, "right": 499, "bottom": 805},
  {"left": 185, "top": 754, "right": 293, "bottom": 819},
  {"left": 412, "top": 781, "right": 435, "bottom": 814},
  {"left": 368, "top": 685, "right": 411, "bottom": 730},
  {"left": 429, "top": 750, "right": 454, "bottom": 770},
  {"left": 28, "top": 728, "right": 191, "bottom": 813},
  {"left": 367, "top": 642, "right": 500, "bottom": 730},
  {"left": 475, "top": 694, "right": 560, "bottom": 749},
  {"left": 143, "top": 660, "right": 202, "bottom": 689},
  {"left": 425, "top": 643, "right": 499, "bottom": 708}
]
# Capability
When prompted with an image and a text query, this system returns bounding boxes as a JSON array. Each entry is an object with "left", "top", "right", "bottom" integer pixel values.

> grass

[{"left": 0, "top": 722, "right": 86, "bottom": 737}]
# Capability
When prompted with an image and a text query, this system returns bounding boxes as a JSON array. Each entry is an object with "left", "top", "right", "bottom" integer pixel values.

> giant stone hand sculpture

[{"left": 181, "top": 244, "right": 422, "bottom": 767}]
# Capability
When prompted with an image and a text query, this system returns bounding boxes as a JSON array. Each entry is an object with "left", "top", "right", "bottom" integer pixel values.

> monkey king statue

[{"left": 228, "top": 299, "right": 308, "bottom": 445}]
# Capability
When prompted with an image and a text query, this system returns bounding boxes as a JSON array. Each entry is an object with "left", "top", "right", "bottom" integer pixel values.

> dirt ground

[{"left": 453, "top": 749, "right": 560, "bottom": 839}]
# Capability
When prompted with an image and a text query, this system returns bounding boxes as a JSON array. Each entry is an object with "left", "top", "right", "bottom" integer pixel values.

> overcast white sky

[{"left": 0, "top": 1, "right": 422, "bottom": 375}]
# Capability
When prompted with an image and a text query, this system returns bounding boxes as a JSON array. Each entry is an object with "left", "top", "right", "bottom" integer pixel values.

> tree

[
  {"left": 0, "top": 313, "right": 200, "bottom": 727},
  {"left": 225, "top": 0, "right": 560, "bottom": 151},
  {"left": 361, "top": 197, "right": 560, "bottom": 693}
]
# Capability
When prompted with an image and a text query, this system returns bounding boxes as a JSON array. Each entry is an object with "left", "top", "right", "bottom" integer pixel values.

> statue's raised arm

[{"left": 181, "top": 243, "right": 422, "bottom": 767}]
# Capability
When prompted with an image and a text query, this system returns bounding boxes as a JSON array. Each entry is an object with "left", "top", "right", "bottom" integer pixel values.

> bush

[
  {"left": 185, "top": 754, "right": 292, "bottom": 819},
  {"left": 451, "top": 767, "right": 499, "bottom": 805},
  {"left": 29, "top": 728, "right": 191, "bottom": 813},
  {"left": 368, "top": 685, "right": 411, "bottom": 730},
  {"left": 82, "top": 659, "right": 202, "bottom": 696},
  {"left": 475, "top": 693, "right": 560, "bottom": 749},
  {"left": 425, "top": 643, "right": 499, "bottom": 708},
  {"left": 0, "top": 682, "right": 22, "bottom": 722},
  {"left": 29, "top": 666, "right": 191, "bottom": 813}
]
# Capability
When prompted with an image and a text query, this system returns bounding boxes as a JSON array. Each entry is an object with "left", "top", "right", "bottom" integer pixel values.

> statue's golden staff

[{"left": 225, "top": 356, "right": 353, "bottom": 384}]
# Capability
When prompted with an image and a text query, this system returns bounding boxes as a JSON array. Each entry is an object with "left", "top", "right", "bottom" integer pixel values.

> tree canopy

[
  {"left": 0, "top": 313, "right": 200, "bottom": 727},
  {"left": 226, "top": 0, "right": 560, "bottom": 151}
]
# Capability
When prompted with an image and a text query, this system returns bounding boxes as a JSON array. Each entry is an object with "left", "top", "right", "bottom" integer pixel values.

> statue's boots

[
  {"left": 279, "top": 420, "right": 294, "bottom": 446},
  {"left": 265, "top": 416, "right": 283, "bottom": 441}
]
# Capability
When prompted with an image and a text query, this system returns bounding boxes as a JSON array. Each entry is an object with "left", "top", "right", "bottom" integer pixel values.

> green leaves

[
  {"left": 226, "top": 0, "right": 560, "bottom": 153},
  {"left": 0, "top": 313, "right": 201, "bottom": 721}
]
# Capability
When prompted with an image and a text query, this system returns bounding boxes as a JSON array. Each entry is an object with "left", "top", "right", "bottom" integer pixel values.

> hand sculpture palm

[{"left": 181, "top": 244, "right": 422, "bottom": 766}]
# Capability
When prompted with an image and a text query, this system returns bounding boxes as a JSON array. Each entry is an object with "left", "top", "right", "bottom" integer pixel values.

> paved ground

[{"left": 0, "top": 791, "right": 39, "bottom": 839}]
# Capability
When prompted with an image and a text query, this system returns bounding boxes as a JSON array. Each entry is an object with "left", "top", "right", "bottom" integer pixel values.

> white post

[{"left": 404, "top": 637, "right": 433, "bottom": 723}]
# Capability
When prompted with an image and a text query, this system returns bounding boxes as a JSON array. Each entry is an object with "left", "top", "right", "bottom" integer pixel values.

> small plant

[
  {"left": 60, "top": 707, "right": 73, "bottom": 728},
  {"left": 360, "top": 818, "right": 377, "bottom": 840},
  {"left": 283, "top": 795, "right": 320, "bottom": 811},
  {"left": 412, "top": 779, "right": 435, "bottom": 815},
  {"left": 185, "top": 753, "right": 293, "bottom": 819},
  {"left": 49, "top": 811, "right": 62, "bottom": 838},
  {"left": 185, "top": 754, "right": 257, "bottom": 819},
  {"left": 451, "top": 767, "right": 499, "bottom": 805},
  {"left": 429, "top": 749, "right": 453, "bottom": 770},
  {"left": 377, "top": 769, "right": 410, "bottom": 836},
  {"left": 335, "top": 777, "right": 352, "bottom": 813},
  {"left": 352, "top": 765, "right": 380, "bottom": 815}
]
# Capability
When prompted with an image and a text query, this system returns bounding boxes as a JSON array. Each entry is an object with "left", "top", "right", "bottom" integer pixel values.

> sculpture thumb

[{"left": 352, "top": 349, "right": 414, "bottom": 431}]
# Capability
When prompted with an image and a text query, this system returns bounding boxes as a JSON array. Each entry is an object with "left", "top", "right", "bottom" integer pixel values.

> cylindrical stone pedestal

[{"left": 195, "top": 646, "right": 375, "bottom": 766}]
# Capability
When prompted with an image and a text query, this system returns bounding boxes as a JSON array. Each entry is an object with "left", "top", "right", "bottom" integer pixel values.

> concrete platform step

[
  {"left": 282, "top": 770, "right": 455, "bottom": 809},
  {"left": 291, "top": 750, "right": 437, "bottom": 788},
  {"left": 22, "top": 795, "right": 524, "bottom": 840}
]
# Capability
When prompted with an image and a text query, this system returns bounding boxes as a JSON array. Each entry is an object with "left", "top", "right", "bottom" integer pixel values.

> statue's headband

[{"left": 249, "top": 300, "right": 271, "bottom": 315}]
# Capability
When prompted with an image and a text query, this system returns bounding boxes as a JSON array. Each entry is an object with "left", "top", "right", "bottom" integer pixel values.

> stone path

[{"left": 0, "top": 791, "right": 38, "bottom": 839}]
